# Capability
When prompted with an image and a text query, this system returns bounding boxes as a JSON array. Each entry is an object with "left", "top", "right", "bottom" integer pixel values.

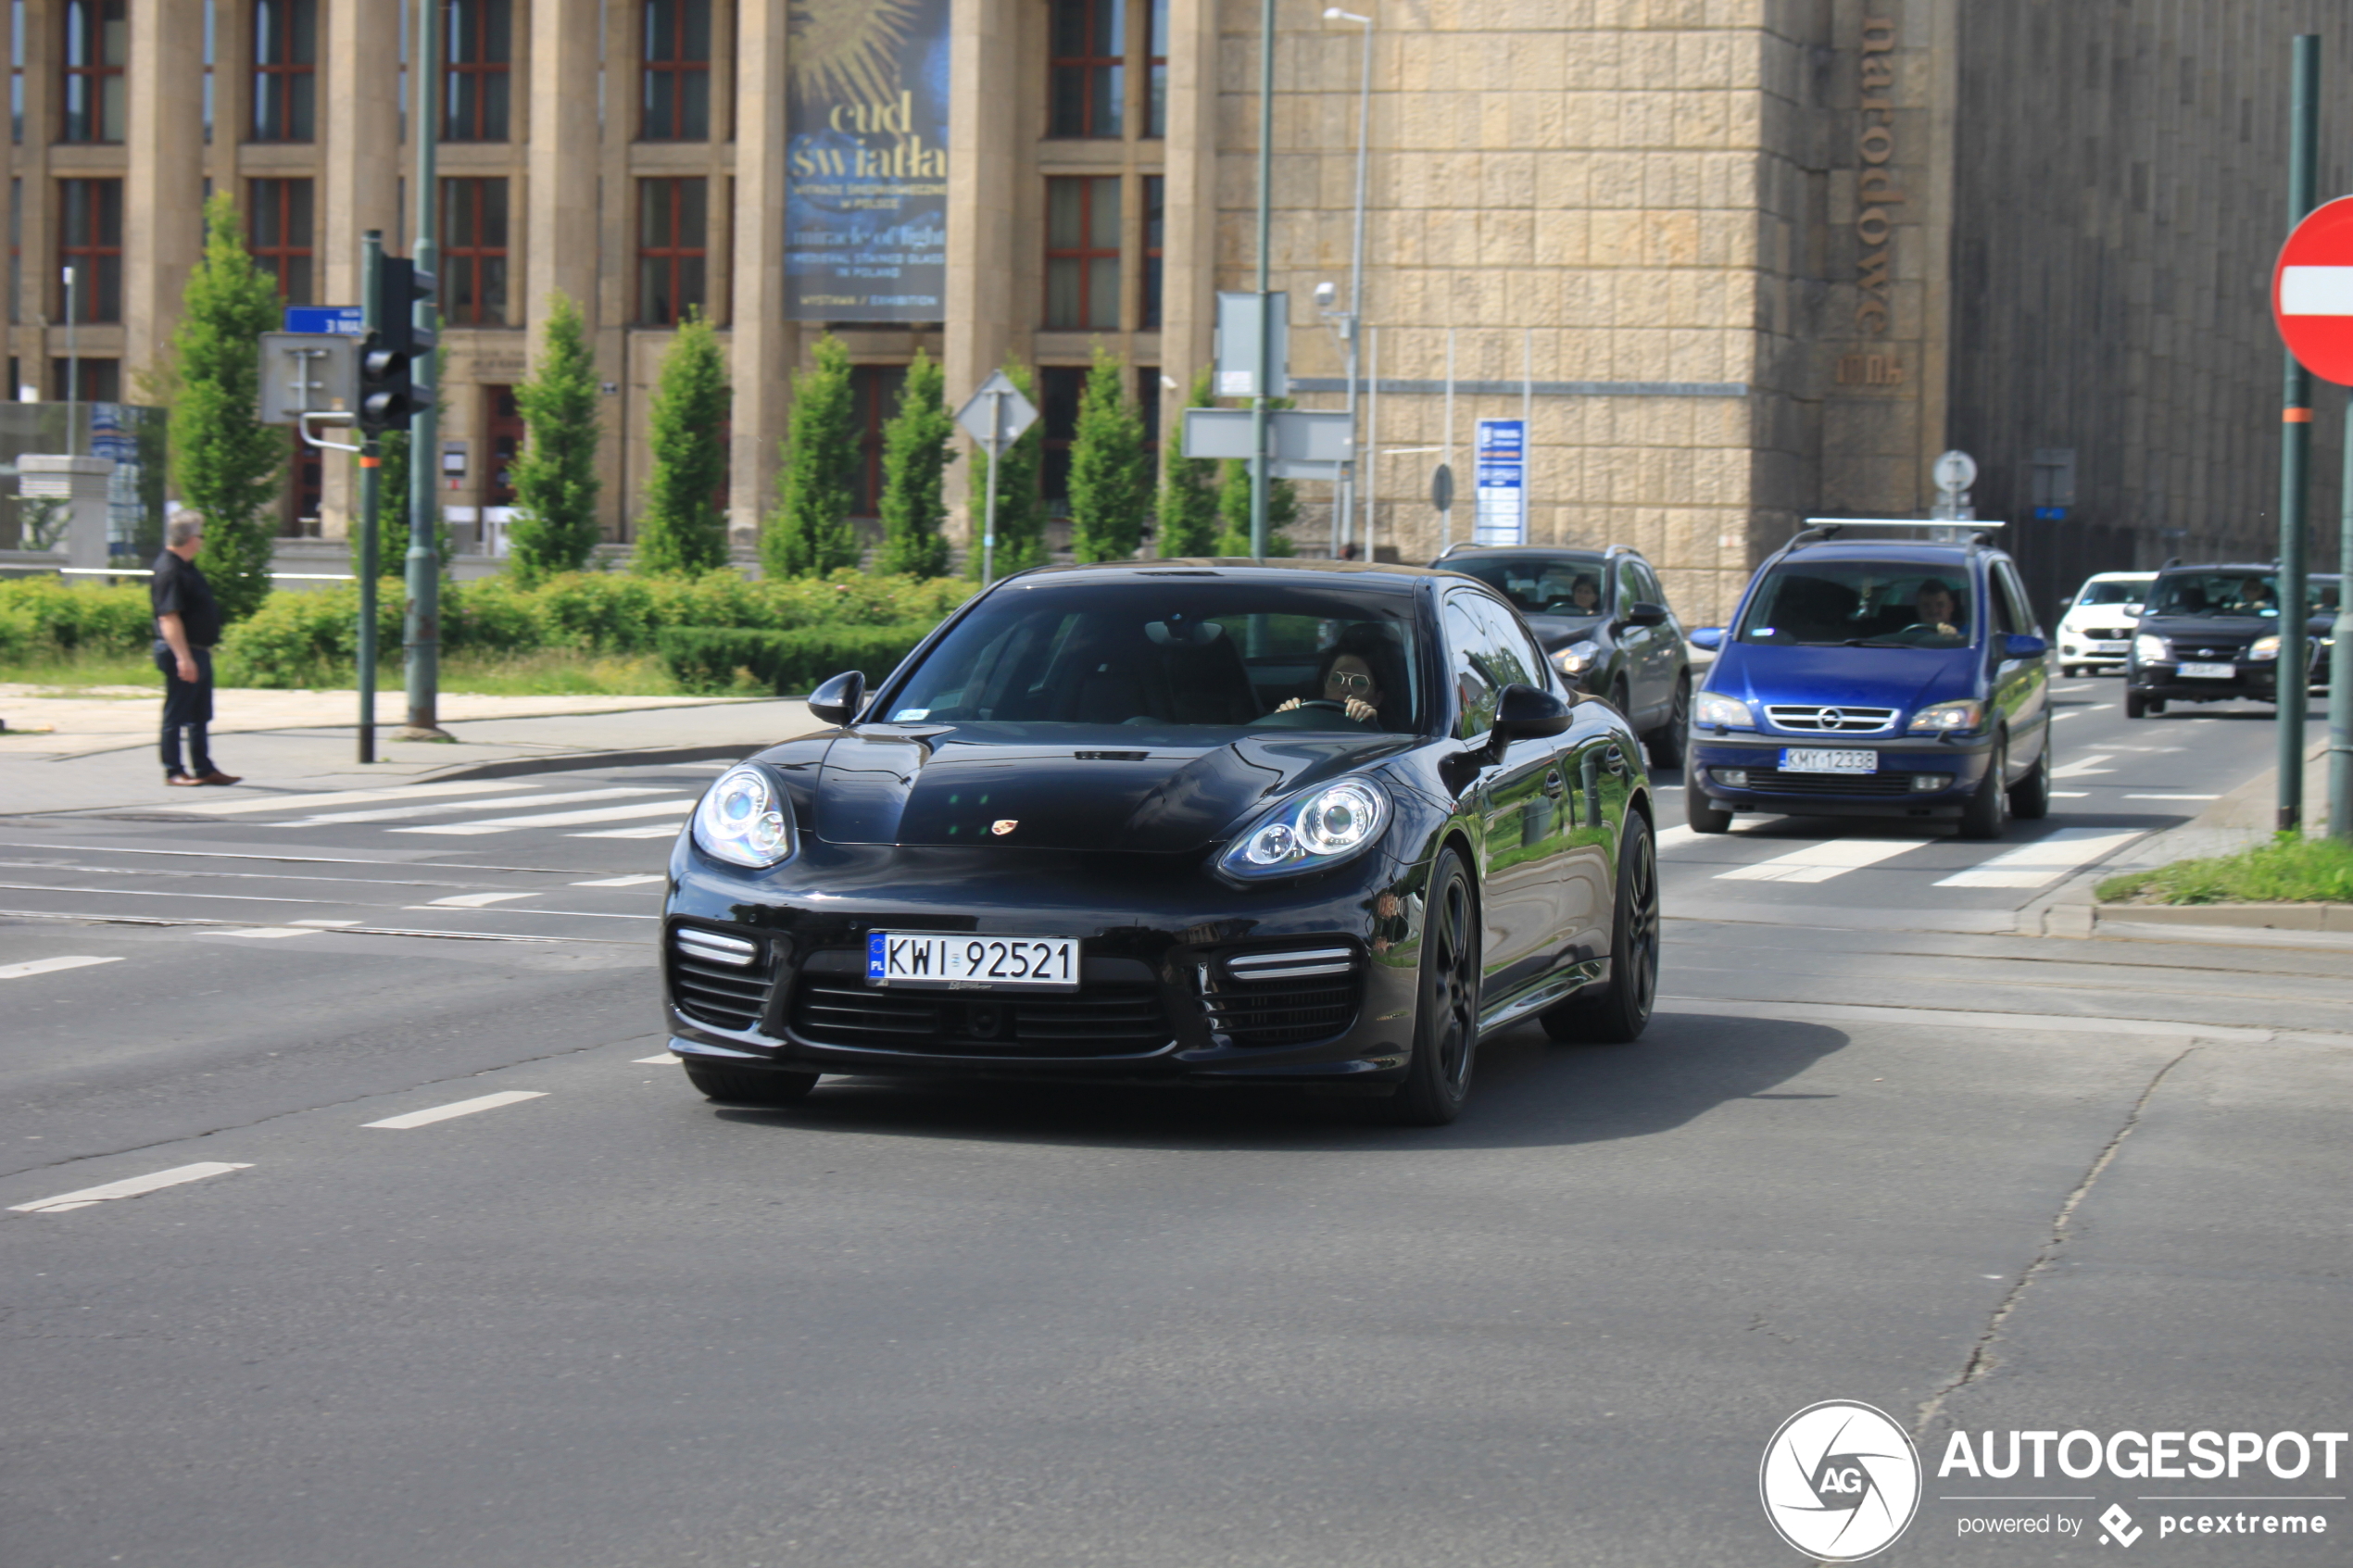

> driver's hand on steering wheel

[{"left": 1277, "top": 696, "right": 1377, "bottom": 721}]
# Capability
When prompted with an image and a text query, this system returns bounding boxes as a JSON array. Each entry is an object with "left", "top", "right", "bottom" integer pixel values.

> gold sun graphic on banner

[{"left": 789, "top": 0, "right": 921, "bottom": 109}]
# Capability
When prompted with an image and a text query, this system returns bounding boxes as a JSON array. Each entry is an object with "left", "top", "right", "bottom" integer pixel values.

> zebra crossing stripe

[
  {"left": 1933, "top": 828, "right": 2145, "bottom": 888},
  {"left": 1716, "top": 838, "right": 1924, "bottom": 884},
  {"left": 391, "top": 798, "right": 691, "bottom": 836},
  {"left": 170, "top": 781, "right": 524, "bottom": 816}
]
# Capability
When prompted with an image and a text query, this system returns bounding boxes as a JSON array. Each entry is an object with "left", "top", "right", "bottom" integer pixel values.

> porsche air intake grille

[
  {"left": 788, "top": 976, "right": 1173, "bottom": 1058},
  {"left": 668, "top": 927, "right": 776, "bottom": 1033},
  {"left": 1204, "top": 947, "right": 1362, "bottom": 1047}
]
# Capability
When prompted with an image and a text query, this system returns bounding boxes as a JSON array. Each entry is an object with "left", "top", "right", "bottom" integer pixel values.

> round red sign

[{"left": 2273, "top": 194, "right": 2353, "bottom": 385}]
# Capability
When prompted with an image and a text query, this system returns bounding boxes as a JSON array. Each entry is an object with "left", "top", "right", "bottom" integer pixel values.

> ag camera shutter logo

[{"left": 1760, "top": 1399, "right": 1922, "bottom": 1561}]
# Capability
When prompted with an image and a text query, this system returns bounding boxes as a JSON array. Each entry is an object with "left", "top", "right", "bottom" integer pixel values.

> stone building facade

[{"left": 6, "top": 0, "right": 2342, "bottom": 621}]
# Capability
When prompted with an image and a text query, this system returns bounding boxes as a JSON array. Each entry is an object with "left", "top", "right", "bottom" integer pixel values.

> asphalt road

[{"left": 3, "top": 690, "right": 2347, "bottom": 1567}]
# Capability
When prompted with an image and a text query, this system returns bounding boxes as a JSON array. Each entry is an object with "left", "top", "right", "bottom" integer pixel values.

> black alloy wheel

[
  {"left": 1644, "top": 675, "right": 1691, "bottom": 771},
  {"left": 684, "top": 1063, "right": 820, "bottom": 1106},
  {"left": 1541, "top": 813, "right": 1659, "bottom": 1045},
  {"left": 1383, "top": 847, "right": 1481, "bottom": 1126},
  {"left": 1958, "top": 736, "right": 2008, "bottom": 841},
  {"left": 2008, "top": 741, "right": 2052, "bottom": 820}
]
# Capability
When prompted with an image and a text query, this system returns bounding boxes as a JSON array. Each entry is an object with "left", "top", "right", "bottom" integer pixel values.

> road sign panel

[
  {"left": 1473, "top": 419, "right": 1527, "bottom": 546},
  {"left": 955, "top": 370, "right": 1039, "bottom": 456},
  {"left": 1179, "top": 408, "right": 1349, "bottom": 472},
  {"left": 284, "top": 305, "right": 363, "bottom": 336},
  {"left": 1429, "top": 462, "right": 1453, "bottom": 514},
  {"left": 2273, "top": 194, "right": 2353, "bottom": 384}
]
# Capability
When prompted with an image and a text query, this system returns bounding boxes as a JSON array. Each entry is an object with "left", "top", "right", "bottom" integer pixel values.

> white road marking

[
  {"left": 2049, "top": 754, "right": 2113, "bottom": 777},
  {"left": 10, "top": 1161, "right": 252, "bottom": 1214},
  {"left": 569, "top": 823, "right": 686, "bottom": 839},
  {"left": 362, "top": 1089, "right": 547, "bottom": 1129},
  {"left": 634, "top": 1053, "right": 680, "bottom": 1064},
  {"left": 425, "top": 890, "right": 541, "bottom": 909},
  {"left": 574, "top": 873, "right": 666, "bottom": 887},
  {"left": 1716, "top": 838, "right": 1925, "bottom": 884},
  {"left": 2052, "top": 791, "right": 2093, "bottom": 798},
  {"left": 0, "top": 954, "right": 121, "bottom": 981},
  {"left": 170, "top": 781, "right": 524, "bottom": 816},
  {"left": 282, "top": 786, "right": 664, "bottom": 825},
  {"left": 1933, "top": 827, "right": 2145, "bottom": 888},
  {"left": 291, "top": 918, "right": 361, "bottom": 926},
  {"left": 2051, "top": 684, "right": 2098, "bottom": 693},
  {"left": 2048, "top": 709, "right": 2092, "bottom": 721},
  {"left": 217, "top": 926, "right": 328, "bottom": 938},
  {"left": 1654, "top": 824, "right": 1700, "bottom": 852},
  {"left": 393, "top": 798, "right": 689, "bottom": 835},
  {"left": 2125, "top": 793, "right": 2221, "bottom": 801}
]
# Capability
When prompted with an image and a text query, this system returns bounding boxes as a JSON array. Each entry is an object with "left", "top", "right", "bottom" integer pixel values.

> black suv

[
  {"left": 1431, "top": 544, "right": 1691, "bottom": 767},
  {"left": 2125, "top": 565, "right": 2342, "bottom": 718}
]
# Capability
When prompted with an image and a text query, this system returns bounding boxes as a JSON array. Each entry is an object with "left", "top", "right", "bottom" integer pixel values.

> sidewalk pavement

[{"left": 0, "top": 685, "right": 822, "bottom": 816}]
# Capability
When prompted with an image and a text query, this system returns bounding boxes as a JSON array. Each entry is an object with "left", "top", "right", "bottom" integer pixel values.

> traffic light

[{"left": 358, "top": 256, "right": 438, "bottom": 435}]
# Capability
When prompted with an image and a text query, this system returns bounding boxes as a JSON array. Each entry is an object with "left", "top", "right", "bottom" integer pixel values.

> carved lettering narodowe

[{"left": 1856, "top": 15, "right": 1899, "bottom": 335}]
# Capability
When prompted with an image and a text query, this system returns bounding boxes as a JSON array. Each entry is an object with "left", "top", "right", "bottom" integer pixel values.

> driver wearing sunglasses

[{"left": 1274, "top": 651, "right": 1385, "bottom": 725}]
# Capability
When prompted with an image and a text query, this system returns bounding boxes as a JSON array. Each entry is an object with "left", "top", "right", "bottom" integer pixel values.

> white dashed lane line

[
  {"left": 574, "top": 873, "right": 666, "bottom": 887},
  {"left": 425, "top": 891, "right": 542, "bottom": 909},
  {"left": 9, "top": 1161, "right": 253, "bottom": 1214},
  {"left": 2049, "top": 754, "right": 2113, "bottom": 777},
  {"left": 362, "top": 1090, "right": 548, "bottom": 1130},
  {"left": 0, "top": 954, "right": 121, "bottom": 981},
  {"left": 634, "top": 1054, "right": 681, "bottom": 1065}
]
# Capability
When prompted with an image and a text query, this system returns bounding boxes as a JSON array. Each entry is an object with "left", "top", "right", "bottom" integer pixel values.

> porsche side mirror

[
  {"left": 1689, "top": 626, "right": 1725, "bottom": 650},
  {"left": 1620, "top": 600, "right": 1669, "bottom": 628},
  {"left": 807, "top": 669, "right": 866, "bottom": 727},
  {"left": 1492, "top": 682, "right": 1572, "bottom": 742}
]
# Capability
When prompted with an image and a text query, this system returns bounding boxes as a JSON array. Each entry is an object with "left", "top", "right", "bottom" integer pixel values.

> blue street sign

[
  {"left": 2032, "top": 506, "right": 2069, "bottom": 521},
  {"left": 284, "top": 305, "right": 363, "bottom": 336},
  {"left": 1472, "top": 418, "right": 1528, "bottom": 546}
]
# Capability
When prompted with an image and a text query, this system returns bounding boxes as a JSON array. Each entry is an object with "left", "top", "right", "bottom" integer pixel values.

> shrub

[
  {"left": 217, "top": 580, "right": 404, "bottom": 688},
  {"left": 1066, "top": 345, "right": 1151, "bottom": 563},
  {"left": 765, "top": 333, "right": 862, "bottom": 578},
  {"left": 529, "top": 572, "right": 662, "bottom": 654},
  {"left": 657, "top": 622, "right": 936, "bottom": 696},
  {"left": 634, "top": 310, "right": 732, "bottom": 577},
  {"left": 0, "top": 578, "right": 155, "bottom": 655},
  {"left": 0, "top": 606, "right": 34, "bottom": 664},
  {"left": 876, "top": 348, "right": 954, "bottom": 579},
  {"left": 444, "top": 576, "right": 544, "bottom": 656},
  {"left": 167, "top": 192, "right": 284, "bottom": 622}
]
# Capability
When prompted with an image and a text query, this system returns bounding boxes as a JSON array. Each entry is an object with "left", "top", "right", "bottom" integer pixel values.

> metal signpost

[
  {"left": 954, "top": 370, "right": 1038, "bottom": 585},
  {"left": 404, "top": 0, "right": 447, "bottom": 743},
  {"left": 1430, "top": 462, "right": 1454, "bottom": 535},
  {"left": 2271, "top": 182, "right": 2353, "bottom": 840},
  {"left": 1472, "top": 419, "right": 1527, "bottom": 546}
]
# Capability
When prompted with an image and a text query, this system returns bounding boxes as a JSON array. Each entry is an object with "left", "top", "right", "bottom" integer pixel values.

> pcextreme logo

[{"left": 1760, "top": 1399, "right": 1923, "bottom": 1562}]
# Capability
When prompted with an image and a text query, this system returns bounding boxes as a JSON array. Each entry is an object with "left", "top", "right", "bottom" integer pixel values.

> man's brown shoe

[
  {"left": 166, "top": 771, "right": 203, "bottom": 786},
  {"left": 194, "top": 770, "right": 243, "bottom": 786}
]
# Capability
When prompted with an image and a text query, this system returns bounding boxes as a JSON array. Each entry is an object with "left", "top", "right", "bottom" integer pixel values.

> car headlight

[
  {"left": 1907, "top": 699, "right": 1983, "bottom": 734},
  {"left": 1217, "top": 777, "right": 1391, "bottom": 882},
  {"left": 1550, "top": 639, "right": 1603, "bottom": 677},
  {"left": 692, "top": 764, "right": 796, "bottom": 869},
  {"left": 2248, "top": 634, "right": 2280, "bottom": 661},
  {"left": 2134, "top": 633, "right": 2168, "bottom": 664},
  {"left": 1692, "top": 692, "right": 1752, "bottom": 728}
]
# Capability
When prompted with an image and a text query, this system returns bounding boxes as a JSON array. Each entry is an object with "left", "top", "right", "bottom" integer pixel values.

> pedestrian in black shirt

[{"left": 151, "top": 509, "right": 240, "bottom": 787}]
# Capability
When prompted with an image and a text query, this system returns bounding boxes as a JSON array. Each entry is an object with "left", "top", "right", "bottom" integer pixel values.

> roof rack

[{"left": 1792, "top": 517, "right": 2007, "bottom": 548}]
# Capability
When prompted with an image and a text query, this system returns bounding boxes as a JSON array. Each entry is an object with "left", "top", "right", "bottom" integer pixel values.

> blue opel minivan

[{"left": 1684, "top": 523, "right": 2051, "bottom": 840}]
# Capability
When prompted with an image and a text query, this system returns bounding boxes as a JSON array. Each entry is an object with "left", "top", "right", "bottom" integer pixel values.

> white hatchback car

[{"left": 2057, "top": 571, "right": 2156, "bottom": 675}]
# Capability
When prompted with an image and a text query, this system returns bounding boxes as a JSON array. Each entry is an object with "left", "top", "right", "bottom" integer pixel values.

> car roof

[
  {"left": 1767, "top": 539, "right": 1992, "bottom": 566},
  {"left": 1001, "top": 558, "right": 1443, "bottom": 591},
  {"left": 2082, "top": 571, "right": 2156, "bottom": 580},
  {"left": 2156, "top": 562, "right": 2285, "bottom": 574},
  {"left": 1435, "top": 546, "right": 1613, "bottom": 560}
]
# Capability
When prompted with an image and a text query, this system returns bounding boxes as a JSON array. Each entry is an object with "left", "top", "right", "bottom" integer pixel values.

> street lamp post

[{"left": 1322, "top": 9, "right": 1373, "bottom": 558}]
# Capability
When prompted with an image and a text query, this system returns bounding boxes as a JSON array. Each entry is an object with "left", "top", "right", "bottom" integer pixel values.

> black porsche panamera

[{"left": 661, "top": 559, "right": 1661, "bottom": 1125}]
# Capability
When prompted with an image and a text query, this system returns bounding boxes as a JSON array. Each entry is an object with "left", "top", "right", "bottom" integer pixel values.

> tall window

[
  {"left": 1038, "top": 366, "right": 1085, "bottom": 514},
  {"left": 11, "top": 0, "right": 26, "bottom": 146},
  {"left": 1045, "top": 176, "right": 1120, "bottom": 330},
  {"left": 443, "top": 0, "right": 511, "bottom": 143},
  {"left": 1049, "top": 0, "right": 1122, "bottom": 139},
  {"left": 60, "top": 0, "right": 126, "bottom": 144},
  {"left": 484, "top": 386, "right": 522, "bottom": 504},
  {"left": 57, "top": 178, "right": 122, "bottom": 322},
  {"left": 637, "top": 178, "right": 707, "bottom": 325},
  {"left": 850, "top": 366, "right": 908, "bottom": 517},
  {"left": 641, "top": 0, "right": 711, "bottom": 141},
  {"left": 50, "top": 357, "right": 120, "bottom": 401},
  {"left": 249, "top": 179, "right": 314, "bottom": 304},
  {"left": 1139, "top": 175, "right": 1164, "bottom": 330},
  {"left": 440, "top": 178, "right": 510, "bottom": 325},
  {"left": 6, "top": 178, "right": 18, "bottom": 325},
  {"left": 252, "top": 0, "right": 317, "bottom": 142},
  {"left": 1147, "top": 0, "right": 1168, "bottom": 137}
]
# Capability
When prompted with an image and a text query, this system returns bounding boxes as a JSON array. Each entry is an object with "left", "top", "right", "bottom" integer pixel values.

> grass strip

[{"left": 2097, "top": 833, "right": 2353, "bottom": 906}]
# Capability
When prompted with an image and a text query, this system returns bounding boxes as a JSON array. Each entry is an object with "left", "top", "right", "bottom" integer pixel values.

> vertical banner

[
  {"left": 1473, "top": 419, "right": 1527, "bottom": 546},
  {"left": 785, "top": 0, "right": 952, "bottom": 321}
]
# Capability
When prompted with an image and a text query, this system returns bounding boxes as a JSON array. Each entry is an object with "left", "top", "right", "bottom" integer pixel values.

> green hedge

[
  {"left": 0, "top": 577, "right": 155, "bottom": 656},
  {"left": 657, "top": 622, "right": 937, "bottom": 696}
]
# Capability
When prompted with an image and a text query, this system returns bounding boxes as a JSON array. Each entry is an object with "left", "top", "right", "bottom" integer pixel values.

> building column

[
  {"left": 526, "top": 0, "right": 610, "bottom": 533},
  {"left": 728, "top": 0, "right": 796, "bottom": 549},
  {"left": 316, "top": 0, "right": 403, "bottom": 541},
  {"left": 120, "top": 0, "right": 206, "bottom": 388},
  {"left": 1158, "top": 0, "right": 1219, "bottom": 408}
]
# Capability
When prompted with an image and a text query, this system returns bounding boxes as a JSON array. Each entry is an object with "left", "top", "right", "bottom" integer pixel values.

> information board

[
  {"left": 1473, "top": 419, "right": 1527, "bottom": 546},
  {"left": 784, "top": 0, "right": 952, "bottom": 321}
]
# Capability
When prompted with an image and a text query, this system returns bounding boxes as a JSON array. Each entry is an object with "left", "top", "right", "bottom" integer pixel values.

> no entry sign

[{"left": 2273, "top": 194, "right": 2353, "bottom": 384}]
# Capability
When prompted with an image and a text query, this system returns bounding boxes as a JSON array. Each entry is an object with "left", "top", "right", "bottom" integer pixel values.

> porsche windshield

[
  {"left": 881, "top": 581, "right": 1427, "bottom": 735},
  {"left": 1736, "top": 560, "right": 1976, "bottom": 648}
]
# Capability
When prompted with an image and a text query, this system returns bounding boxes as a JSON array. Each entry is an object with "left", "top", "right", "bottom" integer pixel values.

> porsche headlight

[
  {"left": 2134, "top": 633, "right": 2168, "bottom": 664},
  {"left": 2248, "top": 634, "right": 2281, "bottom": 661},
  {"left": 1907, "top": 699, "right": 1983, "bottom": 734},
  {"left": 1218, "top": 778, "right": 1392, "bottom": 882},
  {"left": 1692, "top": 692, "right": 1753, "bottom": 729},
  {"left": 1550, "top": 639, "right": 1603, "bottom": 677},
  {"left": 692, "top": 764, "right": 795, "bottom": 869}
]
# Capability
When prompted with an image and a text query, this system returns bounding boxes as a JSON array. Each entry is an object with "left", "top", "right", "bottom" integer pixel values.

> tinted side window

[
  {"left": 1617, "top": 558, "right": 1644, "bottom": 612},
  {"left": 1996, "top": 562, "right": 2036, "bottom": 635},
  {"left": 1634, "top": 560, "right": 1667, "bottom": 609},
  {"left": 1444, "top": 593, "right": 1523, "bottom": 740}
]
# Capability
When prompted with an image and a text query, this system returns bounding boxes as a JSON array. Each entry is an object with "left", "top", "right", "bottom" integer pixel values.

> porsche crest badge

[{"left": 990, "top": 819, "right": 1018, "bottom": 836}]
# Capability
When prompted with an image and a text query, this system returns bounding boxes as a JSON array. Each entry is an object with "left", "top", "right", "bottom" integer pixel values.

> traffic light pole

[
  {"left": 400, "top": 0, "right": 449, "bottom": 743},
  {"left": 358, "top": 232, "right": 383, "bottom": 765},
  {"left": 2277, "top": 35, "right": 2319, "bottom": 834}
]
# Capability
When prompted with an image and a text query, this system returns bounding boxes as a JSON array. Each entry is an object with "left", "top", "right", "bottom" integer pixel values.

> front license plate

[
  {"left": 1780, "top": 747, "right": 1877, "bottom": 774},
  {"left": 2178, "top": 661, "right": 2234, "bottom": 680},
  {"left": 866, "top": 932, "right": 1080, "bottom": 991}
]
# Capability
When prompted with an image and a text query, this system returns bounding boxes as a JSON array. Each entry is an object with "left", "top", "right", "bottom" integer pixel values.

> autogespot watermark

[{"left": 1763, "top": 1403, "right": 2347, "bottom": 1557}]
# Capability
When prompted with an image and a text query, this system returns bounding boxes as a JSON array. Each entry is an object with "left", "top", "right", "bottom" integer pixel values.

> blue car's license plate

[
  {"left": 1780, "top": 747, "right": 1876, "bottom": 774},
  {"left": 867, "top": 932, "right": 1081, "bottom": 991}
]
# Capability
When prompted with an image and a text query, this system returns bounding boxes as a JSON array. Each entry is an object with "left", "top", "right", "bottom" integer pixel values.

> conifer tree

[
  {"left": 1065, "top": 346, "right": 1151, "bottom": 564},
  {"left": 1154, "top": 367, "right": 1219, "bottom": 558},
  {"left": 633, "top": 310, "right": 732, "bottom": 576},
  {"left": 964, "top": 358, "right": 1047, "bottom": 578},
  {"left": 505, "top": 292, "right": 604, "bottom": 581},
  {"left": 166, "top": 191, "right": 284, "bottom": 621},
  {"left": 875, "top": 348, "right": 954, "bottom": 579},
  {"left": 1214, "top": 456, "right": 1299, "bottom": 557},
  {"left": 765, "top": 333, "right": 862, "bottom": 577}
]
